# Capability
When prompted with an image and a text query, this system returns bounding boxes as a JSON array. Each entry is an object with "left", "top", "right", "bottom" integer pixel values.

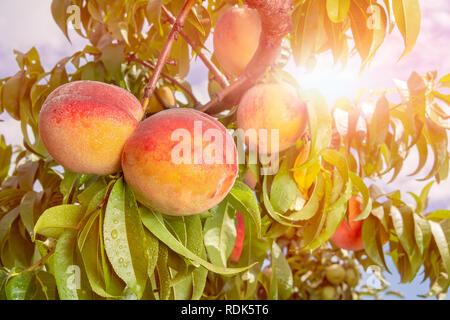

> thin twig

[
  {"left": 128, "top": 53, "right": 199, "bottom": 106},
  {"left": 142, "top": 0, "right": 197, "bottom": 110},
  {"left": 24, "top": 247, "right": 56, "bottom": 273},
  {"left": 161, "top": 4, "right": 230, "bottom": 88}
]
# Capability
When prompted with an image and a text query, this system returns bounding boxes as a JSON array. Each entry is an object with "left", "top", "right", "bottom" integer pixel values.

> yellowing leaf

[
  {"left": 34, "top": 205, "right": 84, "bottom": 239},
  {"left": 326, "top": 0, "right": 350, "bottom": 23},
  {"left": 392, "top": 0, "right": 421, "bottom": 59}
]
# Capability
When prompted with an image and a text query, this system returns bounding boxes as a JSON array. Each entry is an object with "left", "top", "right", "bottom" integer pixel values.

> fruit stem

[{"left": 142, "top": 0, "right": 197, "bottom": 111}]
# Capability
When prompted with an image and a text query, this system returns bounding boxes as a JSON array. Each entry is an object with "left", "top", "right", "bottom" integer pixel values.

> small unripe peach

[
  {"left": 237, "top": 83, "right": 308, "bottom": 154},
  {"left": 39, "top": 80, "right": 143, "bottom": 175},
  {"left": 325, "top": 264, "right": 346, "bottom": 285},
  {"left": 321, "top": 286, "right": 338, "bottom": 300},
  {"left": 213, "top": 6, "right": 261, "bottom": 76},
  {"left": 158, "top": 86, "right": 176, "bottom": 108},
  {"left": 345, "top": 268, "right": 359, "bottom": 287},
  {"left": 122, "top": 108, "right": 238, "bottom": 216}
]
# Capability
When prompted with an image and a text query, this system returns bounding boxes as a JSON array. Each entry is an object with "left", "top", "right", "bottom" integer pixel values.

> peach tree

[{"left": 0, "top": 0, "right": 449, "bottom": 300}]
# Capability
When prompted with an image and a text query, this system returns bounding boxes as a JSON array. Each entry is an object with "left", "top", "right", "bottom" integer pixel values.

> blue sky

[{"left": 0, "top": 0, "right": 449, "bottom": 299}]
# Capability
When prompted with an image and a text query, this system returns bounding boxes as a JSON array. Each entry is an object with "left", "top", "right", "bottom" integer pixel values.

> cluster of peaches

[{"left": 38, "top": 6, "right": 364, "bottom": 255}]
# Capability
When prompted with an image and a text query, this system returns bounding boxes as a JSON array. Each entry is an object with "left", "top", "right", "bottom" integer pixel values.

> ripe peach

[
  {"left": 237, "top": 83, "right": 308, "bottom": 154},
  {"left": 39, "top": 80, "right": 143, "bottom": 175},
  {"left": 122, "top": 108, "right": 238, "bottom": 216},
  {"left": 229, "top": 212, "right": 245, "bottom": 263},
  {"left": 330, "top": 196, "right": 364, "bottom": 251},
  {"left": 213, "top": 6, "right": 261, "bottom": 76}
]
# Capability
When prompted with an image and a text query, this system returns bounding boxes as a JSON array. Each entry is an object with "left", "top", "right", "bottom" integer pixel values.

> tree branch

[
  {"left": 128, "top": 53, "right": 200, "bottom": 107},
  {"left": 142, "top": 0, "right": 197, "bottom": 111},
  {"left": 197, "top": 0, "right": 294, "bottom": 114},
  {"left": 161, "top": 4, "right": 230, "bottom": 88}
]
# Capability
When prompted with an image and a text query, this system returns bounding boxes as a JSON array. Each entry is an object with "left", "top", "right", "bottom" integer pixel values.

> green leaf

[
  {"left": 262, "top": 175, "right": 299, "bottom": 227},
  {"left": 146, "top": 0, "right": 163, "bottom": 36},
  {"left": 270, "top": 155, "right": 302, "bottom": 214},
  {"left": 0, "top": 135, "right": 12, "bottom": 184},
  {"left": 51, "top": 0, "right": 71, "bottom": 42},
  {"left": 284, "top": 173, "right": 325, "bottom": 222},
  {"left": 349, "top": 172, "right": 372, "bottom": 221},
  {"left": 269, "top": 241, "right": 293, "bottom": 300},
  {"left": 426, "top": 210, "right": 450, "bottom": 222},
  {"left": 103, "top": 178, "right": 148, "bottom": 299},
  {"left": 392, "top": 0, "right": 421, "bottom": 59},
  {"left": 78, "top": 210, "right": 122, "bottom": 298},
  {"left": 291, "top": 0, "right": 321, "bottom": 66},
  {"left": 368, "top": 96, "right": 390, "bottom": 152},
  {"left": 326, "top": 0, "right": 350, "bottom": 23},
  {"left": 101, "top": 44, "right": 125, "bottom": 81},
  {"left": 34, "top": 205, "right": 84, "bottom": 239},
  {"left": 19, "top": 191, "right": 37, "bottom": 235},
  {"left": 156, "top": 243, "right": 171, "bottom": 300},
  {"left": 204, "top": 201, "right": 236, "bottom": 267},
  {"left": 429, "top": 221, "right": 450, "bottom": 276},
  {"left": 439, "top": 73, "right": 450, "bottom": 87},
  {"left": 6, "top": 271, "right": 35, "bottom": 300},
  {"left": 348, "top": 0, "right": 373, "bottom": 62},
  {"left": 303, "top": 89, "right": 332, "bottom": 158},
  {"left": 0, "top": 207, "right": 20, "bottom": 245},
  {"left": 141, "top": 207, "right": 255, "bottom": 275},
  {"left": 421, "top": 119, "right": 448, "bottom": 181},
  {"left": 362, "top": 215, "right": 389, "bottom": 270},
  {"left": 2, "top": 71, "right": 25, "bottom": 120},
  {"left": 227, "top": 180, "right": 262, "bottom": 238},
  {"left": 145, "top": 230, "right": 159, "bottom": 278},
  {"left": 53, "top": 230, "right": 80, "bottom": 300},
  {"left": 390, "top": 206, "right": 418, "bottom": 262},
  {"left": 304, "top": 173, "right": 352, "bottom": 250}
]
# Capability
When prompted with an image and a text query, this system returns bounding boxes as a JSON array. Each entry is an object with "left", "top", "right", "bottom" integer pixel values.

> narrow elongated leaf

[
  {"left": 156, "top": 243, "right": 171, "bottom": 300},
  {"left": 2, "top": 71, "right": 25, "bottom": 120},
  {"left": 349, "top": 172, "right": 372, "bottom": 221},
  {"left": 291, "top": 0, "right": 320, "bottom": 66},
  {"left": 429, "top": 221, "right": 450, "bottom": 276},
  {"left": 0, "top": 207, "right": 20, "bottom": 245},
  {"left": 270, "top": 242, "right": 293, "bottom": 300},
  {"left": 326, "top": 0, "right": 350, "bottom": 23},
  {"left": 390, "top": 206, "right": 417, "bottom": 262},
  {"left": 34, "top": 205, "right": 84, "bottom": 239},
  {"left": 368, "top": 96, "right": 390, "bottom": 152},
  {"left": 51, "top": 0, "right": 71, "bottom": 42},
  {"left": 145, "top": 230, "right": 159, "bottom": 278},
  {"left": 204, "top": 201, "right": 236, "bottom": 267},
  {"left": 5, "top": 271, "right": 35, "bottom": 300},
  {"left": 362, "top": 216, "right": 389, "bottom": 270},
  {"left": 141, "top": 207, "right": 254, "bottom": 275},
  {"left": 304, "top": 90, "right": 332, "bottom": 158},
  {"left": 392, "top": 0, "right": 421, "bottom": 59},
  {"left": 227, "top": 180, "right": 261, "bottom": 238},
  {"left": 103, "top": 178, "right": 147, "bottom": 299},
  {"left": 270, "top": 157, "right": 301, "bottom": 213},
  {"left": 53, "top": 230, "right": 79, "bottom": 300}
]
